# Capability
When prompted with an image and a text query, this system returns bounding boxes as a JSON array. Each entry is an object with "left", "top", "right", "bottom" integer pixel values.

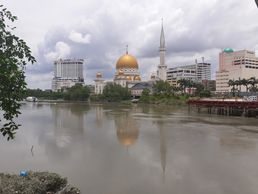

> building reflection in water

[
  {"left": 155, "top": 120, "right": 167, "bottom": 182},
  {"left": 94, "top": 104, "right": 104, "bottom": 127},
  {"left": 41, "top": 104, "right": 88, "bottom": 161},
  {"left": 51, "top": 104, "right": 85, "bottom": 147},
  {"left": 114, "top": 111, "right": 139, "bottom": 148}
]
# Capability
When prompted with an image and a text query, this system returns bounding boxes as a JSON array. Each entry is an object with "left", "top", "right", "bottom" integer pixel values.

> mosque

[{"left": 94, "top": 22, "right": 167, "bottom": 94}]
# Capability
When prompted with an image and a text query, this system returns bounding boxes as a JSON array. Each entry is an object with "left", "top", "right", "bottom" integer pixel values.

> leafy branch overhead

[{"left": 0, "top": 4, "right": 36, "bottom": 140}]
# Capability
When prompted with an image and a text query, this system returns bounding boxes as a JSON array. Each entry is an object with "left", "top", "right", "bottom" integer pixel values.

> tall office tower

[
  {"left": 52, "top": 59, "right": 84, "bottom": 91},
  {"left": 216, "top": 49, "right": 258, "bottom": 93}
]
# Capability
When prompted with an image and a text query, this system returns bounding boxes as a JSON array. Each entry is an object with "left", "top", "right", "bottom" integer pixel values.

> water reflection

[
  {"left": 156, "top": 121, "right": 167, "bottom": 182},
  {"left": 39, "top": 103, "right": 89, "bottom": 161},
  {"left": 1, "top": 103, "right": 258, "bottom": 194},
  {"left": 115, "top": 111, "right": 139, "bottom": 148}
]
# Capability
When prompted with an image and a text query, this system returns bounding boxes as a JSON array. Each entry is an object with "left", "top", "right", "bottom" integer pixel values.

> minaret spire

[
  {"left": 160, "top": 18, "right": 165, "bottom": 50},
  {"left": 157, "top": 19, "right": 167, "bottom": 81}
]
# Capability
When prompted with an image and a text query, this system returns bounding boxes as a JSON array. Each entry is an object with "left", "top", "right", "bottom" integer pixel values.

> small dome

[
  {"left": 134, "top": 76, "right": 141, "bottom": 81},
  {"left": 96, "top": 72, "right": 102, "bottom": 78},
  {"left": 118, "top": 69, "right": 124, "bottom": 76},
  {"left": 116, "top": 54, "right": 139, "bottom": 69},
  {"left": 223, "top": 48, "right": 234, "bottom": 53}
]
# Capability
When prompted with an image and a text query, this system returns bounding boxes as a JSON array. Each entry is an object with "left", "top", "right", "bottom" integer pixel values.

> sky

[{"left": 2, "top": 0, "right": 258, "bottom": 89}]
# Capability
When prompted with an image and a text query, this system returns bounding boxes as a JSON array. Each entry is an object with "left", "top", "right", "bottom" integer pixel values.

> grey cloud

[{"left": 13, "top": 0, "right": 258, "bottom": 88}]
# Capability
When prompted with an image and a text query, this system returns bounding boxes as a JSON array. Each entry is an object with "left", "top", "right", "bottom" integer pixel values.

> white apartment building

[
  {"left": 167, "top": 62, "right": 211, "bottom": 86},
  {"left": 216, "top": 49, "right": 258, "bottom": 93},
  {"left": 52, "top": 59, "right": 84, "bottom": 91}
]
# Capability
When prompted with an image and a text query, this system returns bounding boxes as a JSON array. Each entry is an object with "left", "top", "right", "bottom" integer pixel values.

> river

[{"left": 1, "top": 102, "right": 258, "bottom": 194}]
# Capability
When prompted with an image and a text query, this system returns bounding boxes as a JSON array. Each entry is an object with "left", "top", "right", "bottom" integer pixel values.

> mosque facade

[
  {"left": 113, "top": 48, "right": 141, "bottom": 88},
  {"left": 94, "top": 22, "right": 167, "bottom": 94}
]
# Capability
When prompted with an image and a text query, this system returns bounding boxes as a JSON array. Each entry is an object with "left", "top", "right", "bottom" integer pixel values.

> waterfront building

[
  {"left": 52, "top": 59, "right": 84, "bottom": 91},
  {"left": 202, "top": 80, "right": 216, "bottom": 91},
  {"left": 113, "top": 48, "right": 141, "bottom": 88},
  {"left": 216, "top": 49, "right": 258, "bottom": 93},
  {"left": 167, "top": 61, "right": 211, "bottom": 87},
  {"left": 157, "top": 22, "right": 167, "bottom": 81},
  {"left": 94, "top": 72, "right": 106, "bottom": 94},
  {"left": 130, "top": 82, "right": 153, "bottom": 97}
]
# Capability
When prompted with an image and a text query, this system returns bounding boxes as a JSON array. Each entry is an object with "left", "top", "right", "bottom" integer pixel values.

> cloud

[
  {"left": 3, "top": 0, "right": 258, "bottom": 89},
  {"left": 69, "top": 30, "right": 91, "bottom": 44},
  {"left": 44, "top": 41, "right": 71, "bottom": 62}
]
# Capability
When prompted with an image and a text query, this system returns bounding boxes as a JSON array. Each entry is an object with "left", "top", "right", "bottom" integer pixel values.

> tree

[
  {"left": 64, "top": 84, "right": 90, "bottom": 101},
  {"left": 248, "top": 77, "right": 257, "bottom": 92},
  {"left": 140, "top": 88, "right": 150, "bottom": 102},
  {"left": 153, "top": 80, "right": 172, "bottom": 96},
  {"left": 101, "top": 83, "right": 131, "bottom": 102},
  {"left": 241, "top": 78, "right": 248, "bottom": 92},
  {"left": 228, "top": 79, "right": 236, "bottom": 97},
  {"left": 0, "top": 5, "right": 36, "bottom": 140}
]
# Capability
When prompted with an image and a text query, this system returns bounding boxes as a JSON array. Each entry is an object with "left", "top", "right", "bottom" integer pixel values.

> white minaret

[
  {"left": 94, "top": 72, "right": 105, "bottom": 94},
  {"left": 157, "top": 20, "right": 167, "bottom": 81}
]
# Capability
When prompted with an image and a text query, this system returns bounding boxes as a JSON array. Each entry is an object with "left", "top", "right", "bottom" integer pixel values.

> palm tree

[
  {"left": 241, "top": 78, "right": 248, "bottom": 92},
  {"left": 177, "top": 79, "right": 187, "bottom": 93},
  {"left": 228, "top": 79, "right": 236, "bottom": 97},
  {"left": 248, "top": 77, "right": 256, "bottom": 92}
]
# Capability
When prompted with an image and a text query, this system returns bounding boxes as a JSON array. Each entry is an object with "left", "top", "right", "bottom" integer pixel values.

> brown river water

[{"left": 1, "top": 102, "right": 258, "bottom": 194}]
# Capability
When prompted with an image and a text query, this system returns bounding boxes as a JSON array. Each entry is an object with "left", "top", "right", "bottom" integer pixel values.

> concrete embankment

[{"left": 0, "top": 171, "right": 80, "bottom": 194}]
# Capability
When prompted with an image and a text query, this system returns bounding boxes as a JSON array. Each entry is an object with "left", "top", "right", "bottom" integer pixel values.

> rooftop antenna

[
  {"left": 202, "top": 57, "right": 204, "bottom": 63},
  {"left": 126, "top": 45, "right": 128, "bottom": 54}
]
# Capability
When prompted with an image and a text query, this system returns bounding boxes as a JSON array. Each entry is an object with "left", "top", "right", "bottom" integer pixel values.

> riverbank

[
  {"left": 138, "top": 95, "right": 189, "bottom": 105},
  {"left": 0, "top": 171, "right": 80, "bottom": 194}
]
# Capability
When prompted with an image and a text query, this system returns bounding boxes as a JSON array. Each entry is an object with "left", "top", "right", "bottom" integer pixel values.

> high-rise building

[
  {"left": 167, "top": 61, "right": 211, "bottom": 86},
  {"left": 157, "top": 21, "right": 167, "bottom": 81},
  {"left": 216, "top": 49, "right": 258, "bottom": 93},
  {"left": 52, "top": 59, "right": 84, "bottom": 91}
]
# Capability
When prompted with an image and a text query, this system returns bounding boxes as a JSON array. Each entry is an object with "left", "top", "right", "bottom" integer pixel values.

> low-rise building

[
  {"left": 167, "top": 62, "right": 211, "bottom": 87},
  {"left": 130, "top": 82, "right": 153, "bottom": 97}
]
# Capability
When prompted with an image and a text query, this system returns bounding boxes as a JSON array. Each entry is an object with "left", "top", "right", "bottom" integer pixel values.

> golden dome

[{"left": 116, "top": 54, "right": 138, "bottom": 69}]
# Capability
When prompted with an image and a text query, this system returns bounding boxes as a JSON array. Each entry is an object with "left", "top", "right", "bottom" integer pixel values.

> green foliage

[
  {"left": 0, "top": 5, "right": 36, "bottom": 140},
  {"left": 153, "top": 80, "right": 173, "bottom": 96},
  {"left": 139, "top": 88, "right": 150, "bottom": 102},
  {"left": 101, "top": 83, "right": 131, "bottom": 102},
  {"left": 228, "top": 77, "right": 258, "bottom": 95},
  {"left": 199, "top": 90, "right": 211, "bottom": 97},
  {"left": 26, "top": 89, "right": 65, "bottom": 100},
  {"left": 64, "top": 84, "right": 90, "bottom": 101}
]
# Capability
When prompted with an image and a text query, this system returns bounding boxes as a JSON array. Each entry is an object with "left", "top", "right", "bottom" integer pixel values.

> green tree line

[{"left": 228, "top": 77, "right": 258, "bottom": 96}]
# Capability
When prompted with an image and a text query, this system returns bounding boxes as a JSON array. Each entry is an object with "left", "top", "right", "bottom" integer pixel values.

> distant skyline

[{"left": 2, "top": 0, "right": 258, "bottom": 89}]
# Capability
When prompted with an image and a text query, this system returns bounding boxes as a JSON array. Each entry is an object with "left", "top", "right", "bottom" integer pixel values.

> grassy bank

[
  {"left": 0, "top": 171, "right": 80, "bottom": 194},
  {"left": 138, "top": 95, "right": 189, "bottom": 105}
]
